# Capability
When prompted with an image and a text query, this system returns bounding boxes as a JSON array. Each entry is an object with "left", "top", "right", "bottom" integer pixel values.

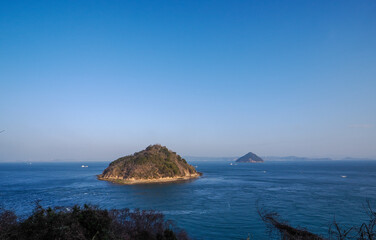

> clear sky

[{"left": 1, "top": 0, "right": 375, "bottom": 161}]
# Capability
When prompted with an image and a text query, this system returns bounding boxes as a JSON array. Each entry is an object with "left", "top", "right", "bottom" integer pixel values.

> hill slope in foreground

[
  {"left": 98, "top": 145, "right": 201, "bottom": 184},
  {"left": 236, "top": 152, "right": 264, "bottom": 163}
]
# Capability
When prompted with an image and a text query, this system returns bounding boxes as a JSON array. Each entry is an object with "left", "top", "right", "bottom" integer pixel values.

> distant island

[
  {"left": 262, "top": 156, "right": 376, "bottom": 161},
  {"left": 236, "top": 152, "right": 264, "bottom": 163},
  {"left": 98, "top": 144, "right": 201, "bottom": 184},
  {"left": 262, "top": 156, "right": 333, "bottom": 161}
]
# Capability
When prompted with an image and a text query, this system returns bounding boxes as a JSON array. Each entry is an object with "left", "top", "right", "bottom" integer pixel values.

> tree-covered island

[{"left": 98, "top": 145, "right": 201, "bottom": 184}]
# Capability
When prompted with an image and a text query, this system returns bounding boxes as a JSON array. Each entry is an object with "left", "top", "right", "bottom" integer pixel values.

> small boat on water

[
  {"left": 81, "top": 165, "right": 88, "bottom": 168},
  {"left": 341, "top": 175, "right": 347, "bottom": 178}
]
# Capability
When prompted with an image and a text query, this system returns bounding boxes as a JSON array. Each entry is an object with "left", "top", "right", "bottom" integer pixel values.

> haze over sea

[{"left": 2, "top": 160, "right": 376, "bottom": 239}]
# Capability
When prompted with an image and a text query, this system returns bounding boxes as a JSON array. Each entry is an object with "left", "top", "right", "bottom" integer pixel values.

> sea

[{"left": 1, "top": 160, "right": 376, "bottom": 240}]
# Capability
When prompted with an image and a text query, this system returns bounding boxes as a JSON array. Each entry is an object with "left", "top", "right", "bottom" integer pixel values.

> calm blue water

[{"left": 1, "top": 160, "right": 376, "bottom": 239}]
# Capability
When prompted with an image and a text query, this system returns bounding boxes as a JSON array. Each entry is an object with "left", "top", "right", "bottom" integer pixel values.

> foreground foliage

[
  {"left": 259, "top": 202, "right": 376, "bottom": 240},
  {"left": 0, "top": 204, "right": 189, "bottom": 240}
]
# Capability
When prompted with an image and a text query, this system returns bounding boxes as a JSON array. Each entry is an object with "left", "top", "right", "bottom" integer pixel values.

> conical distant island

[
  {"left": 236, "top": 152, "right": 264, "bottom": 163},
  {"left": 98, "top": 144, "right": 201, "bottom": 184}
]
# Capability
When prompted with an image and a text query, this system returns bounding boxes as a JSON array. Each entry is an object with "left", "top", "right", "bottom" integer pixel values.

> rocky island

[
  {"left": 236, "top": 152, "right": 264, "bottom": 163},
  {"left": 98, "top": 144, "right": 201, "bottom": 184}
]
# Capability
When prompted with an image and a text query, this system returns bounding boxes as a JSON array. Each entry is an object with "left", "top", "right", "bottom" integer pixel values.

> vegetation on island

[
  {"left": 0, "top": 203, "right": 189, "bottom": 240},
  {"left": 98, "top": 145, "right": 200, "bottom": 183}
]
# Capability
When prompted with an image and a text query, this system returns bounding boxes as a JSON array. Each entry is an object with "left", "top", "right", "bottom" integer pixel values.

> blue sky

[{"left": 1, "top": 0, "right": 375, "bottom": 161}]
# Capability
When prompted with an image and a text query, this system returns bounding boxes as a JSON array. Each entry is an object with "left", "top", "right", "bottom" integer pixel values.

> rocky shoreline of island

[{"left": 97, "top": 172, "right": 202, "bottom": 185}]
